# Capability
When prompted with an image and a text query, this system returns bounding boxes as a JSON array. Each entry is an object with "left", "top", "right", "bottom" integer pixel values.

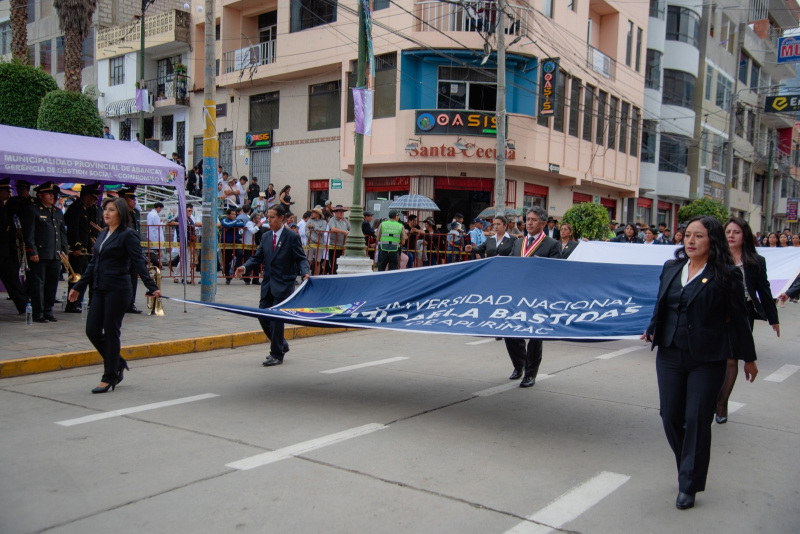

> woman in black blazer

[
  {"left": 715, "top": 217, "right": 779, "bottom": 423},
  {"left": 613, "top": 223, "right": 643, "bottom": 243},
  {"left": 557, "top": 222, "right": 579, "bottom": 259},
  {"left": 642, "top": 215, "right": 757, "bottom": 510},
  {"left": 464, "top": 215, "right": 517, "bottom": 258},
  {"left": 69, "top": 198, "right": 161, "bottom": 393}
]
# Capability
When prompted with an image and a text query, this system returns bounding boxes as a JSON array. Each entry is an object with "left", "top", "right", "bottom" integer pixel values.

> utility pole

[
  {"left": 200, "top": 0, "right": 219, "bottom": 301},
  {"left": 138, "top": 0, "right": 147, "bottom": 145},
  {"left": 493, "top": 0, "right": 506, "bottom": 215},
  {"left": 765, "top": 131, "right": 775, "bottom": 232}
]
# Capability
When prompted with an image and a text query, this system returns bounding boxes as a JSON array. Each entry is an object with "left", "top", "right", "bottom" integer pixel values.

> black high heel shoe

[
  {"left": 117, "top": 360, "right": 130, "bottom": 385},
  {"left": 92, "top": 380, "right": 117, "bottom": 394}
]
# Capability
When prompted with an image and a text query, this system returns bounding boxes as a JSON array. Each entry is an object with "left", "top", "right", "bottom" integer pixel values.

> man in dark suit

[
  {"left": 543, "top": 217, "right": 559, "bottom": 239},
  {"left": 507, "top": 206, "right": 561, "bottom": 387},
  {"left": 63, "top": 185, "right": 99, "bottom": 312},
  {"left": 0, "top": 178, "right": 28, "bottom": 314},
  {"left": 119, "top": 187, "right": 144, "bottom": 314},
  {"left": 237, "top": 205, "right": 310, "bottom": 367}
]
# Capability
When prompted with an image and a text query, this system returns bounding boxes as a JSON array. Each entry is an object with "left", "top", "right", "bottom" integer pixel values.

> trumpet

[
  {"left": 90, "top": 221, "right": 104, "bottom": 245},
  {"left": 146, "top": 266, "right": 166, "bottom": 316},
  {"left": 59, "top": 251, "right": 81, "bottom": 283}
]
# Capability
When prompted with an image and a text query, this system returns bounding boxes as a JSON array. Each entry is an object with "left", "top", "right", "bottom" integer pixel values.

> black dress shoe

[
  {"left": 92, "top": 381, "right": 117, "bottom": 394},
  {"left": 43, "top": 314, "right": 58, "bottom": 322},
  {"left": 33, "top": 316, "right": 49, "bottom": 323},
  {"left": 509, "top": 369, "right": 523, "bottom": 380},
  {"left": 715, "top": 414, "right": 727, "bottom": 424},
  {"left": 676, "top": 491, "right": 695, "bottom": 510},
  {"left": 282, "top": 343, "right": 290, "bottom": 354},
  {"left": 263, "top": 356, "right": 283, "bottom": 367},
  {"left": 64, "top": 306, "right": 82, "bottom": 314},
  {"left": 126, "top": 305, "right": 143, "bottom": 314},
  {"left": 520, "top": 375, "right": 536, "bottom": 388}
]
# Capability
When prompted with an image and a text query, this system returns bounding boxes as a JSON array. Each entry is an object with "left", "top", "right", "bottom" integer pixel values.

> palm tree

[
  {"left": 53, "top": 0, "right": 97, "bottom": 92},
  {"left": 10, "top": 0, "right": 28, "bottom": 63}
]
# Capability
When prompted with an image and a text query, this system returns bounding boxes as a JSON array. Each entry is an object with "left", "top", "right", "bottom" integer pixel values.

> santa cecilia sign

[{"left": 408, "top": 143, "right": 516, "bottom": 160}]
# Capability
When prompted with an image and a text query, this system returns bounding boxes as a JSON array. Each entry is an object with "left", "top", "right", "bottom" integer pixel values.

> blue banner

[{"left": 174, "top": 257, "right": 663, "bottom": 340}]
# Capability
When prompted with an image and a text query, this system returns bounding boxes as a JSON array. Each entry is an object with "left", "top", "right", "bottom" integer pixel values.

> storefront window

[{"left": 437, "top": 66, "right": 496, "bottom": 112}]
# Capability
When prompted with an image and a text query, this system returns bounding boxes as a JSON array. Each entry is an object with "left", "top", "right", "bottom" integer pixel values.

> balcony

[
  {"left": 144, "top": 74, "right": 190, "bottom": 109},
  {"left": 96, "top": 10, "right": 191, "bottom": 61},
  {"left": 587, "top": 45, "right": 615, "bottom": 80},
  {"left": 414, "top": 0, "right": 529, "bottom": 37},
  {"left": 223, "top": 40, "right": 276, "bottom": 74}
]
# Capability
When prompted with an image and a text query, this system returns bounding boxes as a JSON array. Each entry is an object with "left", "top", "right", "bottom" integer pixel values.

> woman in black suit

[
  {"left": 557, "top": 222, "right": 579, "bottom": 258},
  {"left": 464, "top": 215, "right": 516, "bottom": 258},
  {"left": 69, "top": 198, "right": 161, "bottom": 394},
  {"left": 613, "top": 223, "right": 642, "bottom": 243},
  {"left": 642, "top": 215, "right": 757, "bottom": 510},
  {"left": 715, "top": 217, "right": 779, "bottom": 423}
]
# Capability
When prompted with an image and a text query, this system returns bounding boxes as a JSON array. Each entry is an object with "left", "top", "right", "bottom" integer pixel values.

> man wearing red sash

[{"left": 507, "top": 206, "right": 561, "bottom": 387}]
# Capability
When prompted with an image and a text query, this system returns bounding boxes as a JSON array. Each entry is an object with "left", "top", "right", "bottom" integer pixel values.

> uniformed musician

[
  {"left": 0, "top": 178, "right": 28, "bottom": 314},
  {"left": 63, "top": 184, "right": 100, "bottom": 313},
  {"left": 119, "top": 186, "right": 144, "bottom": 314},
  {"left": 20, "top": 181, "right": 68, "bottom": 323}
]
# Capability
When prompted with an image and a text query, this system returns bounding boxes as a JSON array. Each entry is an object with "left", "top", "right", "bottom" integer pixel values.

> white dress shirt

[
  {"left": 680, "top": 261, "right": 706, "bottom": 287},
  {"left": 297, "top": 219, "right": 308, "bottom": 246},
  {"left": 147, "top": 209, "right": 164, "bottom": 246}
]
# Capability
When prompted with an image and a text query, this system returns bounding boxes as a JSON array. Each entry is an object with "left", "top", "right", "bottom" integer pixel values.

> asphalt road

[{"left": 2, "top": 304, "right": 799, "bottom": 534}]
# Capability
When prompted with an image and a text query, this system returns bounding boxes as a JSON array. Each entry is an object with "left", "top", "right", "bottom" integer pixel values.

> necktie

[{"left": 273, "top": 234, "right": 277, "bottom": 251}]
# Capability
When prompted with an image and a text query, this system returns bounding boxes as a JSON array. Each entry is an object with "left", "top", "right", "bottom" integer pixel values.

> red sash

[{"left": 521, "top": 233, "right": 545, "bottom": 257}]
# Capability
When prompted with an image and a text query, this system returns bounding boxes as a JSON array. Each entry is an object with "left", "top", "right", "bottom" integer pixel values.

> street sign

[
  {"left": 548, "top": 163, "right": 560, "bottom": 174},
  {"left": 777, "top": 36, "right": 800, "bottom": 64},
  {"left": 764, "top": 95, "right": 800, "bottom": 113},
  {"left": 331, "top": 178, "right": 343, "bottom": 190},
  {"left": 244, "top": 157, "right": 249, "bottom": 166}
]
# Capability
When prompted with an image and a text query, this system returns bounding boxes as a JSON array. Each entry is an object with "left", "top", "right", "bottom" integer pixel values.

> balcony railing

[
  {"left": 414, "top": 1, "right": 529, "bottom": 37},
  {"left": 223, "top": 40, "right": 276, "bottom": 74},
  {"left": 96, "top": 10, "right": 190, "bottom": 53},
  {"left": 587, "top": 45, "right": 615, "bottom": 80},
  {"left": 144, "top": 74, "right": 190, "bottom": 106}
]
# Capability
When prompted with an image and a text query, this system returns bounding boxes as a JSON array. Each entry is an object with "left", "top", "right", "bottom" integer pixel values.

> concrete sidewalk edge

[{"left": 0, "top": 325, "right": 353, "bottom": 378}]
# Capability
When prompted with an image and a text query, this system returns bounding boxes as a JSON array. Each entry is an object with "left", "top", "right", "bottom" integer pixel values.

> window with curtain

[
  {"left": 663, "top": 69, "right": 695, "bottom": 109},
  {"left": 582, "top": 86, "right": 594, "bottom": 142},
  {"left": 568, "top": 78, "right": 581, "bottom": 137},
  {"left": 625, "top": 21, "right": 634, "bottom": 67},
  {"left": 308, "top": 80, "right": 342, "bottom": 131},
  {"left": 109, "top": 56, "right": 124, "bottom": 86},
  {"left": 250, "top": 91, "right": 280, "bottom": 131},
  {"left": 716, "top": 75, "right": 732, "bottom": 109}
]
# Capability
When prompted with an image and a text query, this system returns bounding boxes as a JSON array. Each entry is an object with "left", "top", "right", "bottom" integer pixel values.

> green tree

[
  {"left": 37, "top": 90, "right": 103, "bottom": 137},
  {"left": 0, "top": 60, "right": 59, "bottom": 129},
  {"left": 676, "top": 198, "right": 728, "bottom": 224},
  {"left": 562, "top": 202, "right": 610, "bottom": 241}
]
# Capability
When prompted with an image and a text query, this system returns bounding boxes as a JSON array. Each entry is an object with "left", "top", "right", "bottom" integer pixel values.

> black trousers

[
  {"left": 67, "top": 254, "right": 89, "bottom": 309},
  {"left": 258, "top": 288, "right": 289, "bottom": 359},
  {"left": 656, "top": 345, "right": 727, "bottom": 494},
  {"left": 86, "top": 288, "right": 132, "bottom": 383},
  {"left": 504, "top": 338, "right": 543, "bottom": 378},
  {"left": 0, "top": 255, "right": 27, "bottom": 313},
  {"left": 129, "top": 266, "right": 138, "bottom": 308},
  {"left": 27, "top": 259, "right": 60, "bottom": 316},
  {"left": 377, "top": 250, "right": 399, "bottom": 271}
]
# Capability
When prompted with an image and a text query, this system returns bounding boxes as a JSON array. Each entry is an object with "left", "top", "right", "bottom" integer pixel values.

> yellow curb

[{"left": 0, "top": 325, "right": 353, "bottom": 379}]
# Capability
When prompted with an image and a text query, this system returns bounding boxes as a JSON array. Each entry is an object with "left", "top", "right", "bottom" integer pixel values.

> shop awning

[{"left": 104, "top": 97, "right": 152, "bottom": 118}]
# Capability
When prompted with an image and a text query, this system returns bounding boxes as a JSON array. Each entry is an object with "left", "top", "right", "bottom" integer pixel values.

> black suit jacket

[
  {"left": 510, "top": 234, "right": 561, "bottom": 259},
  {"left": 474, "top": 234, "right": 516, "bottom": 257},
  {"left": 543, "top": 227, "right": 559, "bottom": 239},
  {"left": 72, "top": 227, "right": 158, "bottom": 294},
  {"left": 21, "top": 199, "right": 68, "bottom": 260},
  {"left": 646, "top": 259, "right": 756, "bottom": 363},
  {"left": 243, "top": 228, "right": 310, "bottom": 301},
  {"left": 744, "top": 255, "right": 779, "bottom": 325}
]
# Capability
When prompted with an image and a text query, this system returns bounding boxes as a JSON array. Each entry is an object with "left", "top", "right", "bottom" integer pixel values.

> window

[
  {"left": 543, "top": 0, "right": 553, "bottom": 18},
  {"left": 619, "top": 102, "right": 629, "bottom": 154},
  {"left": 663, "top": 69, "right": 695, "bottom": 109},
  {"left": 739, "top": 53, "right": 748, "bottom": 84},
  {"left": 215, "top": 24, "right": 220, "bottom": 41},
  {"left": 716, "top": 74, "right": 732, "bottom": 109},
  {"left": 109, "top": 56, "right": 124, "bottom": 86},
  {"left": 347, "top": 53, "right": 396, "bottom": 121},
  {"left": 308, "top": 80, "right": 341, "bottom": 131},
  {"left": 659, "top": 134, "right": 690, "bottom": 173},
  {"left": 732, "top": 157, "right": 740, "bottom": 189},
  {"left": 635, "top": 28, "right": 643, "bottom": 72},
  {"left": 250, "top": 91, "right": 280, "bottom": 131},
  {"left": 650, "top": 0, "right": 665, "bottom": 19},
  {"left": 259, "top": 11, "right": 278, "bottom": 43},
  {"left": 161, "top": 115, "right": 174, "bottom": 141},
  {"left": 291, "top": 0, "right": 337, "bottom": 33},
  {"left": 742, "top": 161, "right": 751, "bottom": 193},
  {"left": 553, "top": 70, "right": 567, "bottom": 133},
  {"left": 630, "top": 107, "right": 640, "bottom": 157},
  {"left": 81, "top": 28, "right": 94, "bottom": 70},
  {"left": 27, "top": 0, "right": 35, "bottom": 23},
  {"left": 710, "top": 134, "right": 725, "bottom": 173},
  {"left": 608, "top": 96, "right": 618, "bottom": 149},
  {"left": 582, "top": 86, "right": 594, "bottom": 142},
  {"left": 56, "top": 36, "right": 65, "bottom": 74},
  {"left": 568, "top": 0, "right": 576, "bottom": 11},
  {"left": 596, "top": 90, "right": 607, "bottom": 145},
  {"left": 39, "top": 40, "right": 51, "bottom": 74},
  {"left": 0, "top": 22, "right": 10, "bottom": 56},
  {"left": 666, "top": 6, "right": 700, "bottom": 48},
  {"left": 626, "top": 21, "right": 634, "bottom": 67},
  {"left": 750, "top": 62, "right": 760, "bottom": 90},
  {"left": 705, "top": 65, "right": 714, "bottom": 100},
  {"left": 41, "top": 0, "right": 51, "bottom": 17},
  {"left": 641, "top": 120, "right": 656, "bottom": 163},
  {"left": 119, "top": 120, "right": 131, "bottom": 141},
  {"left": 437, "top": 66, "right": 496, "bottom": 111},
  {"left": 568, "top": 78, "right": 581, "bottom": 137},
  {"left": 645, "top": 49, "right": 661, "bottom": 90}
]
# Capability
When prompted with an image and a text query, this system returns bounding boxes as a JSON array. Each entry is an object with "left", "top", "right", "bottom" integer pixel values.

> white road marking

[
  {"left": 594, "top": 346, "right": 647, "bottom": 360},
  {"left": 56, "top": 393, "right": 219, "bottom": 427},
  {"left": 320, "top": 357, "right": 408, "bottom": 374},
  {"left": 713, "top": 401, "right": 746, "bottom": 425},
  {"left": 226, "top": 423, "right": 386, "bottom": 471},
  {"left": 474, "top": 375, "right": 553, "bottom": 397},
  {"left": 503, "top": 471, "right": 630, "bottom": 534},
  {"left": 764, "top": 364, "right": 800, "bottom": 383},
  {"left": 466, "top": 338, "right": 496, "bottom": 345}
]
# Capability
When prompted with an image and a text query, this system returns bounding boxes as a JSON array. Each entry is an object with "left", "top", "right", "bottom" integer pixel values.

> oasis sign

[
  {"left": 408, "top": 143, "right": 516, "bottom": 160},
  {"left": 414, "top": 110, "right": 501, "bottom": 137},
  {"left": 539, "top": 58, "right": 559, "bottom": 117}
]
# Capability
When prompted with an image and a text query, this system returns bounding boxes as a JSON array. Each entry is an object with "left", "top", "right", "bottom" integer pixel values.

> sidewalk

[{"left": 0, "top": 277, "right": 350, "bottom": 377}]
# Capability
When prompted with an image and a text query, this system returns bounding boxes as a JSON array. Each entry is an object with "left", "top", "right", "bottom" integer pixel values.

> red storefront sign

[
  {"left": 637, "top": 198, "right": 653, "bottom": 208},
  {"left": 524, "top": 183, "right": 549, "bottom": 197},
  {"left": 573, "top": 192, "right": 592, "bottom": 203},
  {"left": 657, "top": 201, "right": 671, "bottom": 211},
  {"left": 309, "top": 179, "right": 329, "bottom": 191}
]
